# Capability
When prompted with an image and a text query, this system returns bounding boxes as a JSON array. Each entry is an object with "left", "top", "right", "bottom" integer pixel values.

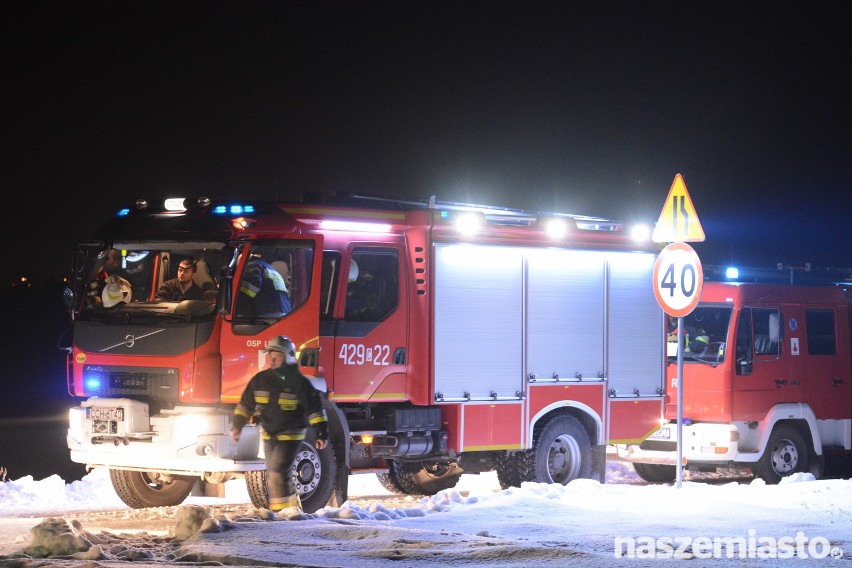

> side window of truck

[
  {"left": 806, "top": 309, "right": 837, "bottom": 355},
  {"left": 344, "top": 248, "right": 399, "bottom": 322},
  {"left": 752, "top": 308, "right": 781, "bottom": 357},
  {"left": 234, "top": 242, "right": 313, "bottom": 321}
]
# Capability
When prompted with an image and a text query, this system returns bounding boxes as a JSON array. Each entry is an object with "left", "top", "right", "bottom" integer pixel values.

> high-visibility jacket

[
  {"left": 232, "top": 364, "right": 328, "bottom": 442},
  {"left": 239, "top": 259, "right": 291, "bottom": 317}
]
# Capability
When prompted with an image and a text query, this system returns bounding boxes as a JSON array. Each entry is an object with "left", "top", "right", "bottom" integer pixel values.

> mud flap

[
  {"left": 323, "top": 398, "right": 350, "bottom": 507},
  {"left": 591, "top": 444, "right": 606, "bottom": 484}
]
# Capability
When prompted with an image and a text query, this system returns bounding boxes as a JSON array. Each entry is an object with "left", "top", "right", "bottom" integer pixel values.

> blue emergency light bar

[{"left": 213, "top": 204, "right": 256, "bottom": 215}]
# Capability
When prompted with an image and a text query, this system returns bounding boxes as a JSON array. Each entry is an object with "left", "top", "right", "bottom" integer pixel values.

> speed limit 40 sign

[{"left": 653, "top": 242, "right": 703, "bottom": 317}]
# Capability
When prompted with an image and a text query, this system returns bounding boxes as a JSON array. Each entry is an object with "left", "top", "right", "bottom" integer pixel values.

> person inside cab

[
  {"left": 155, "top": 257, "right": 207, "bottom": 302},
  {"left": 87, "top": 248, "right": 122, "bottom": 307},
  {"left": 237, "top": 253, "right": 291, "bottom": 318}
]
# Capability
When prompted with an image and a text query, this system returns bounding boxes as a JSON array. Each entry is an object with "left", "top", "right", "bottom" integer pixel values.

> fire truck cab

[
  {"left": 65, "top": 194, "right": 665, "bottom": 510},
  {"left": 625, "top": 282, "right": 852, "bottom": 483}
]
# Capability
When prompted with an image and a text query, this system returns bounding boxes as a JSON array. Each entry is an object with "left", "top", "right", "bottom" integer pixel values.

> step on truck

[
  {"left": 624, "top": 282, "right": 852, "bottom": 483},
  {"left": 64, "top": 194, "right": 665, "bottom": 511}
]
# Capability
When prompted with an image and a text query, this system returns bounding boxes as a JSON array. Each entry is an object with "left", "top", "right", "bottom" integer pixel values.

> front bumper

[
  {"left": 622, "top": 422, "right": 743, "bottom": 466},
  {"left": 67, "top": 398, "right": 265, "bottom": 475}
]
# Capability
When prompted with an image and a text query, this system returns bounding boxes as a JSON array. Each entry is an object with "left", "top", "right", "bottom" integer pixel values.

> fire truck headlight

[
  {"left": 174, "top": 414, "right": 207, "bottom": 447},
  {"left": 455, "top": 212, "right": 484, "bottom": 236},
  {"left": 164, "top": 197, "right": 187, "bottom": 211},
  {"left": 544, "top": 218, "right": 570, "bottom": 239},
  {"left": 630, "top": 224, "right": 651, "bottom": 242},
  {"left": 68, "top": 407, "right": 84, "bottom": 442}
]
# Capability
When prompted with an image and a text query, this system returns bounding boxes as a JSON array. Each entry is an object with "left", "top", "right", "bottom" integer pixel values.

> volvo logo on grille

[{"left": 100, "top": 329, "right": 166, "bottom": 352}]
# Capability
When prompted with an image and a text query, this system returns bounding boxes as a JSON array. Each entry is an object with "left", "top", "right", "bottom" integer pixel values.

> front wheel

[
  {"left": 754, "top": 425, "right": 809, "bottom": 484},
  {"left": 632, "top": 463, "right": 677, "bottom": 483},
  {"left": 110, "top": 469, "right": 195, "bottom": 509},
  {"left": 246, "top": 429, "right": 337, "bottom": 513},
  {"left": 518, "top": 414, "right": 592, "bottom": 485}
]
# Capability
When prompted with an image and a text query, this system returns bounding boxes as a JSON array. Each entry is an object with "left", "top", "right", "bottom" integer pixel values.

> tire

[
  {"left": 390, "top": 460, "right": 463, "bottom": 495},
  {"left": 754, "top": 425, "right": 809, "bottom": 484},
  {"left": 109, "top": 469, "right": 195, "bottom": 509},
  {"left": 376, "top": 469, "right": 406, "bottom": 494},
  {"left": 518, "top": 414, "right": 592, "bottom": 485},
  {"left": 495, "top": 451, "right": 521, "bottom": 490},
  {"left": 632, "top": 463, "right": 677, "bottom": 483},
  {"left": 245, "top": 429, "right": 338, "bottom": 513}
]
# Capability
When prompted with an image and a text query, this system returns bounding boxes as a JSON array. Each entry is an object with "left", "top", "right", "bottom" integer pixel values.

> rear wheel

[
  {"left": 376, "top": 469, "right": 406, "bottom": 494},
  {"left": 632, "top": 463, "right": 677, "bottom": 483},
  {"left": 754, "top": 425, "right": 809, "bottom": 484},
  {"left": 110, "top": 469, "right": 195, "bottom": 509},
  {"left": 390, "top": 460, "right": 463, "bottom": 495},
  {"left": 245, "top": 430, "right": 337, "bottom": 513},
  {"left": 518, "top": 415, "right": 592, "bottom": 485},
  {"left": 495, "top": 451, "right": 521, "bottom": 489}
]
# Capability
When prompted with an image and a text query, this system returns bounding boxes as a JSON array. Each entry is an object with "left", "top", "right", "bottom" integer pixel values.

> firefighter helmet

[
  {"left": 264, "top": 335, "right": 297, "bottom": 365},
  {"left": 102, "top": 275, "right": 132, "bottom": 308}
]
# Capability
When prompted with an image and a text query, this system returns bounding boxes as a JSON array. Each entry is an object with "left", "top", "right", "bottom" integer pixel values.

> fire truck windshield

[
  {"left": 666, "top": 305, "right": 733, "bottom": 365},
  {"left": 81, "top": 246, "right": 224, "bottom": 318}
]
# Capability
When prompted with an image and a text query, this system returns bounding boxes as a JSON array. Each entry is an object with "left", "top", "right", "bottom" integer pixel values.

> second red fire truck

[
  {"left": 64, "top": 194, "right": 665, "bottom": 511},
  {"left": 626, "top": 282, "right": 852, "bottom": 483}
]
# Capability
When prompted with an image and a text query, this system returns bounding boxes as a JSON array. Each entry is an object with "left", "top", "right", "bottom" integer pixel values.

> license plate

[
  {"left": 649, "top": 427, "right": 671, "bottom": 440},
  {"left": 87, "top": 407, "right": 124, "bottom": 421}
]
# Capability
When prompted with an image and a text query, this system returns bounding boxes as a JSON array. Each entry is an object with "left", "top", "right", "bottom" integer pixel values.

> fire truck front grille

[{"left": 82, "top": 365, "right": 179, "bottom": 401}]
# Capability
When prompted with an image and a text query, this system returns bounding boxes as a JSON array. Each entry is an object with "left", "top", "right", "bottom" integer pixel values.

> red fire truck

[
  {"left": 65, "top": 194, "right": 664, "bottom": 511},
  {"left": 625, "top": 282, "right": 852, "bottom": 483}
]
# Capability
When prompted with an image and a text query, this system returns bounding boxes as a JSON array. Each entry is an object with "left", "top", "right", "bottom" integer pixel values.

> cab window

[
  {"left": 806, "top": 309, "right": 837, "bottom": 355},
  {"left": 234, "top": 242, "right": 313, "bottom": 321},
  {"left": 344, "top": 248, "right": 398, "bottom": 322}
]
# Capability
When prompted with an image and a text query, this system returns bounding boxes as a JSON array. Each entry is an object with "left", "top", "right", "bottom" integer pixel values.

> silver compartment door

[
  {"left": 434, "top": 244, "right": 523, "bottom": 400},
  {"left": 606, "top": 252, "right": 664, "bottom": 397},
  {"left": 526, "top": 250, "right": 605, "bottom": 381}
]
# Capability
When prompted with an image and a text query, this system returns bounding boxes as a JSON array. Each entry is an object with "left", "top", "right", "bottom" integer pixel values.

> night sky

[{"left": 5, "top": 1, "right": 852, "bottom": 285}]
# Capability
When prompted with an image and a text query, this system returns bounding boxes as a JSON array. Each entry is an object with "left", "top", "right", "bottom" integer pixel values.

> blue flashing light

[
  {"left": 85, "top": 377, "right": 103, "bottom": 393},
  {"left": 440, "top": 211, "right": 449, "bottom": 219},
  {"left": 117, "top": 208, "right": 130, "bottom": 217},
  {"left": 212, "top": 203, "right": 256, "bottom": 215},
  {"left": 725, "top": 266, "right": 739, "bottom": 280}
]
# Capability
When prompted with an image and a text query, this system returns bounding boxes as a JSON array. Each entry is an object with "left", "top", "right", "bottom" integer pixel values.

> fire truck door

[
  {"left": 219, "top": 239, "right": 323, "bottom": 404},
  {"left": 780, "top": 304, "right": 806, "bottom": 406},
  {"left": 332, "top": 246, "right": 408, "bottom": 401},
  {"left": 732, "top": 306, "right": 790, "bottom": 420}
]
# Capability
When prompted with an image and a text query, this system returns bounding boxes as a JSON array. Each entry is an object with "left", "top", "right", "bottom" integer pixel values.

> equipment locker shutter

[
  {"left": 526, "top": 249, "right": 605, "bottom": 381},
  {"left": 434, "top": 244, "right": 524, "bottom": 400},
  {"left": 606, "top": 252, "right": 663, "bottom": 397}
]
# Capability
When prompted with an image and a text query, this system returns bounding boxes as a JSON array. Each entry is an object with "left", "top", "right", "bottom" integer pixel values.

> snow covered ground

[{"left": 1, "top": 461, "right": 850, "bottom": 566}]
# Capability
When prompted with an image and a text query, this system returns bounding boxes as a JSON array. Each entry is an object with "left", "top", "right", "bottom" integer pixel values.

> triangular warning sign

[{"left": 652, "top": 174, "right": 706, "bottom": 243}]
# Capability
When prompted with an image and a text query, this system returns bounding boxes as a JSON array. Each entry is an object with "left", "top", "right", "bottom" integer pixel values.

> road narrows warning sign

[{"left": 651, "top": 174, "right": 705, "bottom": 244}]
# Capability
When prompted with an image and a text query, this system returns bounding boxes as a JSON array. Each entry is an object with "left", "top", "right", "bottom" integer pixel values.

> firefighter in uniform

[
  {"left": 238, "top": 256, "right": 291, "bottom": 317},
  {"left": 230, "top": 336, "right": 328, "bottom": 512}
]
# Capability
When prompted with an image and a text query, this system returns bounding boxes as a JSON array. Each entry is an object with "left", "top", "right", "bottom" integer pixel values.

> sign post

[{"left": 652, "top": 174, "right": 705, "bottom": 488}]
